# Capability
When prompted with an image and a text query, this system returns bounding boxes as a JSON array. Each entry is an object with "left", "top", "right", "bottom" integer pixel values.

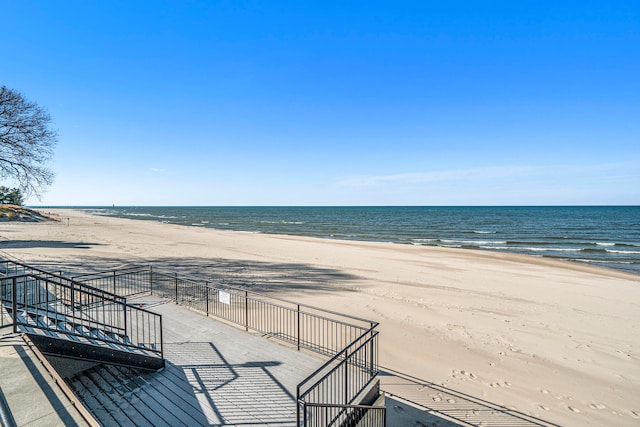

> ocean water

[{"left": 82, "top": 206, "right": 640, "bottom": 274}]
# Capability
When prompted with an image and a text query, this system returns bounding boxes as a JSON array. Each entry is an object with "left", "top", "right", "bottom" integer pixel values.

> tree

[
  {"left": 0, "top": 85, "right": 56, "bottom": 198},
  {"left": 0, "top": 186, "right": 24, "bottom": 205}
]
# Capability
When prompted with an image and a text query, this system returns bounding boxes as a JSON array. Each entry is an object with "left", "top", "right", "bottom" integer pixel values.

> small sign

[{"left": 219, "top": 290, "right": 231, "bottom": 305}]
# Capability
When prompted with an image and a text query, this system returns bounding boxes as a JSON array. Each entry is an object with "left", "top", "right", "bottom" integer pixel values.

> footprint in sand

[
  {"left": 589, "top": 403, "right": 606, "bottom": 410},
  {"left": 461, "top": 370, "right": 477, "bottom": 379},
  {"left": 568, "top": 406, "right": 581, "bottom": 413},
  {"left": 432, "top": 396, "right": 442, "bottom": 402},
  {"left": 490, "top": 381, "right": 512, "bottom": 388},
  {"left": 629, "top": 410, "right": 640, "bottom": 419},
  {"left": 540, "top": 389, "right": 550, "bottom": 395},
  {"left": 453, "top": 370, "right": 478, "bottom": 381},
  {"left": 537, "top": 405, "right": 549, "bottom": 411}
]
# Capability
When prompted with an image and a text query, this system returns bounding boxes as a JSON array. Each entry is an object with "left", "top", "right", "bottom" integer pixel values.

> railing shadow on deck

[
  {"left": 69, "top": 341, "right": 298, "bottom": 426},
  {"left": 69, "top": 263, "right": 381, "bottom": 426}
]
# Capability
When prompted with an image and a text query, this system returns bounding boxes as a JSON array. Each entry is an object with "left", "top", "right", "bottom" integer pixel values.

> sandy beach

[{"left": 1, "top": 208, "right": 639, "bottom": 426}]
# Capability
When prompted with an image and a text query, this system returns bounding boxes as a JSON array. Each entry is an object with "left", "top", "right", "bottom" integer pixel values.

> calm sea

[{"left": 81, "top": 206, "right": 640, "bottom": 275}]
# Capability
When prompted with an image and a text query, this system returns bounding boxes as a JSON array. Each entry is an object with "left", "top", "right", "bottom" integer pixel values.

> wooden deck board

[{"left": 67, "top": 297, "right": 326, "bottom": 426}]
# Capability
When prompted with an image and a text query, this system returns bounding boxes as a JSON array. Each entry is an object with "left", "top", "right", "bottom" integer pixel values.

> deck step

[
  {"left": 67, "top": 364, "right": 211, "bottom": 426},
  {"left": 28, "top": 333, "right": 165, "bottom": 371},
  {"left": 9, "top": 307, "right": 163, "bottom": 370}
]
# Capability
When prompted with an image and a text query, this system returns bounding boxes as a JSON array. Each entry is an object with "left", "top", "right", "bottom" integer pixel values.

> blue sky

[{"left": 2, "top": 1, "right": 638, "bottom": 205}]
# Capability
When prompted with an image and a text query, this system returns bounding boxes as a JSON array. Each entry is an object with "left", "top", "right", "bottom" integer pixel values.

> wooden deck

[{"left": 67, "top": 295, "right": 326, "bottom": 426}]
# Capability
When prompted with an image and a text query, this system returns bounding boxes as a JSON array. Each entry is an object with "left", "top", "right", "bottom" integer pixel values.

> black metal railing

[
  {"left": 297, "top": 329, "right": 380, "bottom": 426},
  {"left": 2, "top": 274, "right": 125, "bottom": 337},
  {"left": 72, "top": 266, "right": 152, "bottom": 298},
  {"left": 0, "top": 259, "right": 126, "bottom": 305},
  {"left": 67, "top": 265, "right": 383, "bottom": 426},
  {"left": 156, "top": 269, "right": 374, "bottom": 356},
  {"left": 302, "top": 403, "right": 385, "bottom": 427},
  {"left": 0, "top": 261, "right": 163, "bottom": 359},
  {"left": 1, "top": 259, "right": 123, "bottom": 330},
  {"left": 75, "top": 267, "right": 375, "bottom": 356},
  {"left": 1, "top": 259, "right": 70, "bottom": 286}
]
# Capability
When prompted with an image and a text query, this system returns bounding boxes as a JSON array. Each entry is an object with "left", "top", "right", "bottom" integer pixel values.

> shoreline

[
  {"left": 42, "top": 206, "right": 640, "bottom": 277},
  {"left": 23, "top": 208, "right": 640, "bottom": 282},
  {"left": 2, "top": 208, "right": 639, "bottom": 426}
]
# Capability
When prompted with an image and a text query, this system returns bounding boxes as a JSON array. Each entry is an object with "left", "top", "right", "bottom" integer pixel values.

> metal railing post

[
  {"left": 113, "top": 271, "right": 117, "bottom": 295},
  {"left": 159, "top": 314, "right": 164, "bottom": 359},
  {"left": 175, "top": 272, "right": 178, "bottom": 302},
  {"left": 45, "top": 280, "right": 49, "bottom": 314},
  {"left": 344, "top": 350, "right": 349, "bottom": 404},
  {"left": 123, "top": 304, "right": 128, "bottom": 337},
  {"left": 205, "top": 283, "right": 209, "bottom": 316},
  {"left": 370, "top": 327, "right": 375, "bottom": 374},
  {"left": 303, "top": 402, "right": 307, "bottom": 427},
  {"left": 297, "top": 304, "right": 301, "bottom": 351},
  {"left": 244, "top": 290, "right": 249, "bottom": 331},
  {"left": 296, "top": 387, "right": 301, "bottom": 427},
  {"left": 149, "top": 266, "right": 153, "bottom": 294},
  {"left": 11, "top": 278, "right": 17, "bottom": 333},
  {"left": 71, "top": 283, "right": 75, "bottom": 322}
]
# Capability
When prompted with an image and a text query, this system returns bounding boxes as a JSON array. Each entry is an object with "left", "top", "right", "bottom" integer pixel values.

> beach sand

[{"left": 1, "top": 208, "right": 639, "bottom": 426}]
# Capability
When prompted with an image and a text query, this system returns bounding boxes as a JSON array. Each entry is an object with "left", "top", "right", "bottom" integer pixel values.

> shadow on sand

[
  {"left": 22, "top": 257, "right": 560, "bottom": 426},
  {"left": 31, "top": 255, "right": 360, "bottom": 296},
  {"left": 0, "top": 240, "right": 102, "bottom": 250}
]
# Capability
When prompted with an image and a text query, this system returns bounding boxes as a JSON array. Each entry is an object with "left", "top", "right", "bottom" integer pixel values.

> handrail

[
  {"left": 0, "top": 385, "right": 17, "bottom": 427},
  {"left": 70, "top": 265, "right": 150, "bottom": 280},
  {"left": 301, "top": 402, "right": 386, "bottom": 427},
  {"left": 72, "top": 266, "right": 151, "bottom": 298},
  {"left": 0, "top": 260, "right": 126, "bottom": 304},
  {"left": 0, "top": 259, "right": 68, "bottom": 282},
  {"left": 74, "top": 265, "right": 376, "bottom": 325},
  {"left": 296, "top": 329, "right": 379, "bottom": 425},
  {"left": 151, "top": 267, "right": 376, "bottom": 325},
  {"left": 297, "top": 329, "right": 378, "bottom": 398},
  {"left": 71, "top": 265, "right": 382, "bottom": 426},
  {"left": 1, "top": 270, "right": 162, "bottom": 358}
]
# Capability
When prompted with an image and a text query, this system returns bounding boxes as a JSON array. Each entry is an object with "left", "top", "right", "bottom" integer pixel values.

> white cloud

[
  {"left": 338, "top": 162, "right": 638, "bottom": 187},
  {"left": 332, "top": 162, "right": 639, "bottom": 205},
  {"left": 338, "top": 165, "right": 538, "bottom": 186}
]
